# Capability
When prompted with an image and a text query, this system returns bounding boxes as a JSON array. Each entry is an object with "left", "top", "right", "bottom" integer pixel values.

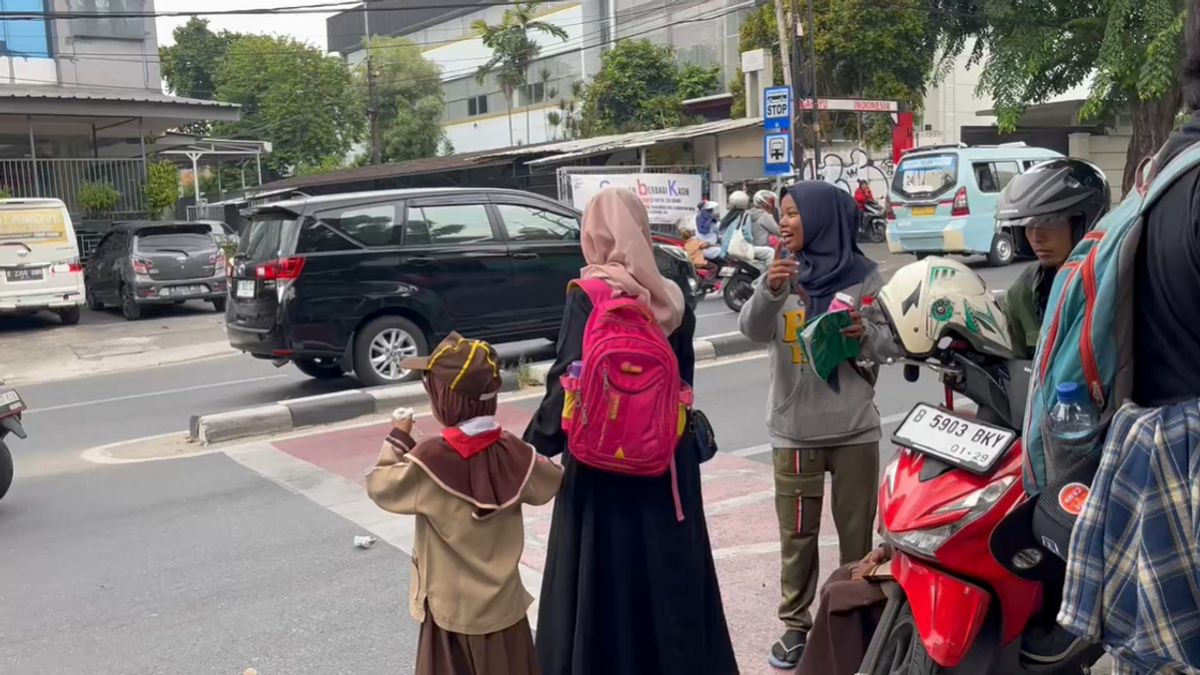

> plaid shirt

[{"left": 1059, "top": 400, "right": 1200, "bottom": 675}]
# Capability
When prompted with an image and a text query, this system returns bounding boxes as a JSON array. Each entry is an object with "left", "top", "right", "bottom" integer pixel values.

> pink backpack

[{"left": 560, "top": 278, "right": 693, "bottom": 520}]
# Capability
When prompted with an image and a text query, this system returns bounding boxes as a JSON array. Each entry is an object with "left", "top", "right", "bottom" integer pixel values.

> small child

[{"left": 366, "top": 332, "right": 563, "bottom": 675}]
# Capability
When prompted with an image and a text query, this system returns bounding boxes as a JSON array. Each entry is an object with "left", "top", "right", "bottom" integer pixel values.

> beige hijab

[{"left": 581, "top": 187, "right": 685, "bottom": 334}]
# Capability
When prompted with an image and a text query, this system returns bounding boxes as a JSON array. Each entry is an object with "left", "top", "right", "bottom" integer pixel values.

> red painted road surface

[{"left": 274, "top": 401, "right": 853, "bottom": 675}]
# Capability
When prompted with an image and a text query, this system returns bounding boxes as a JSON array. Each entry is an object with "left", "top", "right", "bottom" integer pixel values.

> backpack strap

[{"left": 569, "top": 278, "right": 613, "bottom": 307}]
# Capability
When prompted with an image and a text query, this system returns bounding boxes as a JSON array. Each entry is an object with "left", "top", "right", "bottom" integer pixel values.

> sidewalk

[
  {"left": 0, "top": 310, "right": 232, "bottom": 385},
  {"left": 249, "top": 398, "right": 846, "bottom": 675}
]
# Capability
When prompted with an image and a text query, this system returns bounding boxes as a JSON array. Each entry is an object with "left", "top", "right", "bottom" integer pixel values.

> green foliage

[
  {"left": 296, "top": 156, "right": 348, "bottom": 177},
  {"left": 358, "top": 37, "right": 447, "bottom": 163},
  {"left": 473, "top": 0, "right": 569, "bottom": 145},
  {"left": 78, "top": 182, "right": 121, "bottom": 219},
  {"left": 214, "top": 35, "right": 362, "bottom": 175},
  {"left": 731, "top": 4, "right": 785, "bottom": 118},
  {"left": 0, "top": 188, "right": 12, "bottom": 200},
  {"left": 579, "top": 41, "right": 718, "bottom": 135},
  {"left": 143, "top": 162, "right": 180, "bottom": 218},
  {"left": 159, "top": 19, "right": 241, "bottom": 134}
]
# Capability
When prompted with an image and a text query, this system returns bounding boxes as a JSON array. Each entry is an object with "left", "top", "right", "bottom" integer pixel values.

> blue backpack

[{"left": 1022, "top": 144, "right": 1200, "bottom": 494}]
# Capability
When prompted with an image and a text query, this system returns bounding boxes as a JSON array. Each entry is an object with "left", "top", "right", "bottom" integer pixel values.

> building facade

[
  {"left": 329, "top": 1, "right": 994, "bottom": 156},
  {"left": 0, "top": 0, "right": 240, "bottom": 216}
]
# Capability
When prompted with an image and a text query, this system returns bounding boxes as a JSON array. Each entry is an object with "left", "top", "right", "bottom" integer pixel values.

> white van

[{"left": 0, "top": 199, "right": 85, "bottom": 324}]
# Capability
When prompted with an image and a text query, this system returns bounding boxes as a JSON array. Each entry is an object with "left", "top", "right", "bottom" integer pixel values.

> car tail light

[
  {"left": 885, "top": 199, "right": 897, "bottom": 221},
  {"left": 52, "top": 258, "right": 82, "bottom": 274},
  {"left": 210, "top": 249, "right": 227, "bottom": 275},
  {"left": 132, "top": 257, "right": 154, "bottom": 275},
  {"left": 255, "top": 256, "right": 306, "bottom": 281},
  {"left": 951, "top": 187, "right": 970, "bottom": 217}
]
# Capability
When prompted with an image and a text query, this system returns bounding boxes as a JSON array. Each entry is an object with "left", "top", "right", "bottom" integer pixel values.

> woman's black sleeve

[
  {"left": 523, "top": 292, "right": 591, "bottom": 457},
  {"left": 671, "top": 303, "right": 698, "bottom": 387}
]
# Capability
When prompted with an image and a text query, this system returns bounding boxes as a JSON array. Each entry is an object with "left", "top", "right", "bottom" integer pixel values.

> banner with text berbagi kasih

[{"left": 569, "top": 173, "right": 703, "bottom": 225}]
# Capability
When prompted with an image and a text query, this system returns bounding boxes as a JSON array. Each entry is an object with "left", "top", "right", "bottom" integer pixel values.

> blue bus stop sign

[
  {"left": 764, "top": 132, "right": 792, "bottom": 176},
  {"left": 764, "top": 86, "right": 792, "bottom": 133}
]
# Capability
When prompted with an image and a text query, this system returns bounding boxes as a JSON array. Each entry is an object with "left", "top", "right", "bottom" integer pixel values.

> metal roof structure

[
  {"left": 0, "top": 84, "right": 240, "bottom": 110},
  {"left": 251, "top": 117, "right": 765, "bottom": 196}
]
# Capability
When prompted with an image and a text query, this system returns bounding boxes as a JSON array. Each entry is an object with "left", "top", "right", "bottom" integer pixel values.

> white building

[{"left": 328, "top": 0, "right": 751, "bottom": 153}]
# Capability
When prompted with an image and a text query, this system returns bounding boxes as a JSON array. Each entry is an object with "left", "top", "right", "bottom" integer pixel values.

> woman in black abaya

[{"left": 524, "top": 187, "right": 739, "bottom": 675}]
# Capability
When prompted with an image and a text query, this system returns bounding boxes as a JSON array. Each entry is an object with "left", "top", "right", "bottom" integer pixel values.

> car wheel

[
  {"left": 294, "top": 358, "right": 345, "bottom": 380},
  {"left": 85, "top": 282, "right": 103, "bottom": 311},
  {"left": 120, "top": 285, "right": 142, "bottom": 321},
  {"left": 57, "top": 306, "right": 81, "bottom": 325},
  {"left": 0, "top": 440, "right": 10, "bottom": 501},
  {"left": 988, "top": 232, "right": 1015, "bottom": 267},
  {"left": 211, "top": 297, "right": 227, "bottom": 312},
  {"left": 353, "top": 316, "right": 429, "bottom": 387}
]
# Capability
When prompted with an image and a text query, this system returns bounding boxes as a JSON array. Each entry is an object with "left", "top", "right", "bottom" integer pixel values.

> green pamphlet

[{"left": 799, "top": 311, "right": 861, "bottom": 381}]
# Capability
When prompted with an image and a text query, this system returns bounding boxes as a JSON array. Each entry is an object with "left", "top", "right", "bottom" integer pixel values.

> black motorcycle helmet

[{"left": 996, "top": 158, "right": 1111, "bottom": 245}]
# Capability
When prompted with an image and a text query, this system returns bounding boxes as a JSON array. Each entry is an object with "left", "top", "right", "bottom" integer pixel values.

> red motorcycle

[{"left": 861, "top": 259, "right": 1102, "bottom": 675}]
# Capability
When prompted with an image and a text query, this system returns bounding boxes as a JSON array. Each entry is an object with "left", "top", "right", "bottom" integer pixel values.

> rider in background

[
  {"left": 994, "top": 159, "right": 1110, "bottom": 358},
  {"left": 721, "top": 190, "right": 775, "bottom": 271},
  {"left": 853, "top": 179, "right": 875, "bottom": 212},
  {"left": 751, "top": 189, "right": 783, "bottom": 249}
]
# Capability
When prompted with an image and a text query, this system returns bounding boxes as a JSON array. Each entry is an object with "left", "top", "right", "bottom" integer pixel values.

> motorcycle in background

[
  {"left": 722, "top": 259, "right": 761, "bottom": 312},
  {"left": 0, "top": 381, "right": 25, "bottom": 501},
  {"left": 859, "top": 200, "right": 888, "bottom": 244},
  {"left": 860, "top": 258, "right": 1102, "bottom": 675}
]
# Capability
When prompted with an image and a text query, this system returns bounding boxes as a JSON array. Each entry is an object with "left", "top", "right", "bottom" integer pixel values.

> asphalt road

[
  {"left": 11, "top": 252, "right": 1029, "bottom": 464},
  {"left": 1, "top": 346, "right": 951, "bottom": 674}
]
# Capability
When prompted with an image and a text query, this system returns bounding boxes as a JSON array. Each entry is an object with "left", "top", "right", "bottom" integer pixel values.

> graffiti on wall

[{"left": 798, "top": 147, "right": 894, "bottom": 194}]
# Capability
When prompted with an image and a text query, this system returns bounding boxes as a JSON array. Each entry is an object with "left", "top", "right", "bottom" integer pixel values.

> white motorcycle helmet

[
  {"left": 876, "top": 257, "right": 1015, "bottom": 359},
  {"left": 728, "top": 190, "right": 750, "bottom": 210}
]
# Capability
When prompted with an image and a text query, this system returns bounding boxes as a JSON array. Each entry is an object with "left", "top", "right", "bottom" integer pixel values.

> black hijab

[{"left": 780, "top": 181, "right": 877, "bottom": 314}]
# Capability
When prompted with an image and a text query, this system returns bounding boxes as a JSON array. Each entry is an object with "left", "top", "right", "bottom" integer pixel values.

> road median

[{"left": 189, "top": 332, "right": 762, "bottom": 444}]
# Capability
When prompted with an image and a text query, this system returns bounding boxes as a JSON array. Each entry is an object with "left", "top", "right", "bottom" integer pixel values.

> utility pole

[
  {"left": 773, "top": 0, "right": 792, "bottom": 90},
  {"left": 363, "top": 0, "right": 382, "bottom": 165},
  {"left": 804, "top": 0, "right": 820, "bottom": 173}
]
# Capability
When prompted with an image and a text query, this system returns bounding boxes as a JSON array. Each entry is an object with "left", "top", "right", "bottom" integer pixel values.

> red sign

[{"left": 795, "top": 98, "right": 898, "bottom": 113}]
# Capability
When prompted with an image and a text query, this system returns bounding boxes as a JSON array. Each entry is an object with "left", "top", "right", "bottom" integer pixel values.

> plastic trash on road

[{"left": 353, "top": 535, "right": 378, "bottom": 549}]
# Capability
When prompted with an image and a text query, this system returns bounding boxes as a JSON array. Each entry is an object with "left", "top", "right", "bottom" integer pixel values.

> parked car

[
  {"left": 227, "top": 188, "right": 697, "bottom": 386},
  {"left": 85, "top": 222, "right": 229, "bottom": 320},
  {"left": 886, "top": 143, "right": 1063, "bottom": 265},
  {"left": 0, "top": 198, "right": 85, "bottom": 325}
]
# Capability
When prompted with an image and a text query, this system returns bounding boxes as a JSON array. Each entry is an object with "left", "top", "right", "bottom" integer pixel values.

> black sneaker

[{"left": 768, "top": 629, "right": 807, "bottom": 669}]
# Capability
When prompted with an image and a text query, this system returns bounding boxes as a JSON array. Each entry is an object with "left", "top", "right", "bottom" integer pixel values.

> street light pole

[{"left": 363, "top": 0, "right": 382, "bottom": 165}]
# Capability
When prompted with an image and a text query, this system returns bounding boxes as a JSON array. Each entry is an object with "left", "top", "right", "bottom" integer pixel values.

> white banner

[{"left": 569, "top": 173, "right": 703, "bottom": 225}]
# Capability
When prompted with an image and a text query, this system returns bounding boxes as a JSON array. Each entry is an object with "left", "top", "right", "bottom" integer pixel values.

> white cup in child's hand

[{"left": 392, "top": 407, "right": 415, "bottom": 433}]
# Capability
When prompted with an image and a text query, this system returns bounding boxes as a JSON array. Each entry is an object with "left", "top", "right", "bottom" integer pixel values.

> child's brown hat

[{"left": 399, "top": 332, "right": 502, "bottom": 400}]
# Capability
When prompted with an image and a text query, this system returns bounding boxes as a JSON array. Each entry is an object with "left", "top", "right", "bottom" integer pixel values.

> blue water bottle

[{"left": 1048, "top": 382, "right": 1099, "bottom": 458}]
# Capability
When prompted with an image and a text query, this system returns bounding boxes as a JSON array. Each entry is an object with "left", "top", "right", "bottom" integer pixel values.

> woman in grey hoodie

[{"left": 738, "top": 181, "right": 897, "bottom": 670}]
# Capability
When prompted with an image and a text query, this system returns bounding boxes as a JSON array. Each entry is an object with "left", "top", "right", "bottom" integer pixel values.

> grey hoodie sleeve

[
  {"left": 739, "top": 275, "right": 789, "bottom": 343},
  {"left": 755, "top": 211, "right": 781, "bottom": 237},
  {"left": 858, "top": 273, "right": 902, "bottom": 362}
]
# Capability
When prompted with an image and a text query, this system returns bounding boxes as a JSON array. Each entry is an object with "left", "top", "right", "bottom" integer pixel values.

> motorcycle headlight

[{"left": 889, "top": 475, "right": 1016, "bottom": 558}]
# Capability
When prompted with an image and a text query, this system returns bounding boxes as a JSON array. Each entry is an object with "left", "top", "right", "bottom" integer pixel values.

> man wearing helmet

[
  {"left": 720, "top": 189, "right": 777, "bottom": 271},
  {"left": 996, "top": 159, "right": 1111, "bottom": 358}
]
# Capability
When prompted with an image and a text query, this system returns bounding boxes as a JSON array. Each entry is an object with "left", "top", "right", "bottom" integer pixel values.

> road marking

[
  {"left": 696, "top": 310, "right": 731, "bottom": 319},
  {"left": 699, "top": 330, "right": 744, "bottom": 341},
  {"left": 25, "top": 374, "right": 292, "bottom": 414}
]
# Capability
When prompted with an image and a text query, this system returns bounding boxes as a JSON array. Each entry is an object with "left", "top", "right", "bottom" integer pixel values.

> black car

[
  {"left": 228, "top": 188, "right": 696, "bottom": 386},
  {"left": 84, "top": 222, "right": 229, "bottom": 320}
]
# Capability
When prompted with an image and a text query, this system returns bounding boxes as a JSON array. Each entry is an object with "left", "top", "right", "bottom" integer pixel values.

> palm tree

[{"left": 472, "top": 1, "right": 568, "bottom": 146}]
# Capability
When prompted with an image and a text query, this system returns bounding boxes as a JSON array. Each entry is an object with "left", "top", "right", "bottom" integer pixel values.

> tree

[
  {"left": 143, "top": 161, "right": 180, "bottom": 219},
  {"left": 159, "top": 18, "right": 242, "bottom": 133},
  {"left": 473, "top": 0, "right": 569, "bottom": 146},
  {"left": 357, "top": 37, "right": 447, "bottom": 163},
  {"left": 730, "top": 5, "right": 785, "bottom": 117},
  {"left": 947, "top": 0, "right": 1183, "bottom": 192},
  {"left": 579, "top": 41, "right": 719, "bottom": 136},
  {"left": 214, "top": 35, "right": 363, "bottom": 175}
]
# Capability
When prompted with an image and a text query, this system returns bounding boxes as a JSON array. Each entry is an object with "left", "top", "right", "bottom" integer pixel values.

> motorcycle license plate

[
  {"left": 911, "top": 205, "right": 936, "bottom": 217},
  {"left": 0, "top": 389, "right": 24, "bottom": 414},
  {"left": 892, "top": 403, "right": 1015, "bottom": 475}
]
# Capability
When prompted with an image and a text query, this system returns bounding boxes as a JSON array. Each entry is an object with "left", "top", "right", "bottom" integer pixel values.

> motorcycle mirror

[{"left": 904, "top": 364, "right": 921, "bottom": 382}]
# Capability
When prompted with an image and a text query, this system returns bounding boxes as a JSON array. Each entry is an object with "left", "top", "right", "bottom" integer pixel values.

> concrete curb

[
  {"left": 519, "top": 334, "right": 761, "bottom": 387},
  {"left": 189, "top": 335, "right": 761, "bottom": 445},
  {"left": 188, "top": 370, "right": 521, "bottom": 445}
]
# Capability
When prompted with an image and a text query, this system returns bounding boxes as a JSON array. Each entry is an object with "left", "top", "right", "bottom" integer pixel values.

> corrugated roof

[
  {"left": 523, "top": 117, "right": 763, "bottom": 165},
  {"left": 252, "top": 117, "right": 764, "bottom": 195},
  {"left": 0, "top": 84, "right": 239, "bottom": 109}
]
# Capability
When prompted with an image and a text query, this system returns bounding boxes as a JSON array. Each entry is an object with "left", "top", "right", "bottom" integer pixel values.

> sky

[{"left": 155, "top": 0, "right": 335, "bottom": 51}]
